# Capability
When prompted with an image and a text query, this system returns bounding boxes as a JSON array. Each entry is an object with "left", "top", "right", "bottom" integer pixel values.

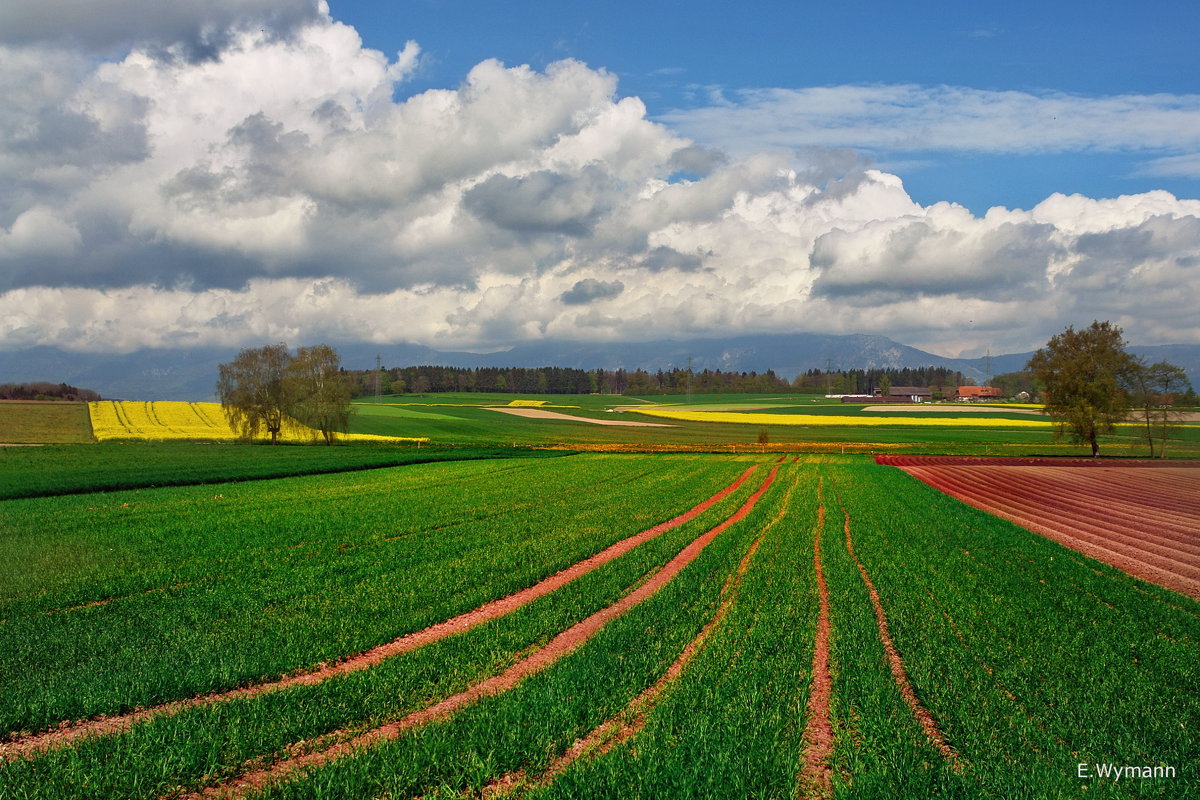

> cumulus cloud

[{"left": 0, "top": 7, "right": 1198, "bottom": 358}]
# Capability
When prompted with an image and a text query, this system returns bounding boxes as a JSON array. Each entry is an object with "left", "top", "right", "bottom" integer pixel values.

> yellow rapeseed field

[
  {"left": 88, "top": 401, "right": 428, "bottom": 443},
  {"left": 626, "top": 408, "right": 1055, "bottom": 428}
]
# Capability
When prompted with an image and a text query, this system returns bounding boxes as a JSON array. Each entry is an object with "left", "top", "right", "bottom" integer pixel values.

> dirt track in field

[
  {"left": 176, "top": 466, "right": 780, "bottom": 800},
  {"left": 1, "top": 466, "right": 759, "bottom": 761},
  {"left": 879, "top": 456, "right": 1200, "bottom": 600},
  {"left": 843, "top": 507, "right": 958, "bottom": 763},
  {"left": 487, "top": 407, "right": 674, "bottom": 426},
  {"left": 799, "top": 482, "right": 833, "bottom": 793},
  {"left": 482, "top": 467, "right": 799, "bottom": 798}
]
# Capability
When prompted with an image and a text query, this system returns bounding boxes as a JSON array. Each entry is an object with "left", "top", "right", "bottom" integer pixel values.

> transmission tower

[{"left": 686, "top": 355, "right": 694, "bottom": 404}]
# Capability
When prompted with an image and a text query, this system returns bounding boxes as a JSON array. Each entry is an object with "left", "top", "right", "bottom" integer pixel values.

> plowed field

[{"left": 879, "top": 456, "right": 1200, "bottom": 599}]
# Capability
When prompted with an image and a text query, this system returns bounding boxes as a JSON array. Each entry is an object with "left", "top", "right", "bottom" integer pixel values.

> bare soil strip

[
  {"left": 44, "top": 582, "right": 193, "bottom": 616},
  {"left": 877, "top": 455, "right": 1200, "bottom": 469},
  {"left": 481, "top": 468, "right": 800, "bottom": 798},
  {"left": 798, "top": 481, "right": 833, "bottom": 796},
  {"left": 842, "top": 509, "right": 958, "bottom": 763},
  {"left": 175, "top": 466, "right": 781, "bottom": 800},
  {"left": 1, "top": 467, "right": 758, "bottom": 761},
  {"left": 486, "top": 407, "right": 674, "bottom": 427}
]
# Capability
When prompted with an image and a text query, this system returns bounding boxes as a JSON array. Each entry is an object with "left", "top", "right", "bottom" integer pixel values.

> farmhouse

[{"left": 953, "top": 386, "right": 1005, "bottom": 402}]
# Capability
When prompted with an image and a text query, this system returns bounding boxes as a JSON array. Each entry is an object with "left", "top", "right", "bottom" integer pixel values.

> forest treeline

[
  {"left": 0, "top": 382, "right": 101, "bottom": 401},
  {"left": 346, "top": 364, "right": 984, "bottom": 397}
]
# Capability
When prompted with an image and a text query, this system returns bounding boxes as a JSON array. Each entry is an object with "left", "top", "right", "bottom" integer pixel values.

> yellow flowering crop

[
  {"left": 89, "top": 401, "right": 428, "bottom": 443},
  {"left": 626, "top": 408, "right": 1056, "bottom": 428},
  {"left": 506, "top": 399, "right": 549, "bottom": 407}
]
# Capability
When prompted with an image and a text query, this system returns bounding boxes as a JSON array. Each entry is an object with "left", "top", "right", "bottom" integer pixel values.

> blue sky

[
  {"left": 335, "top": 0, "right": 1200, "bottom": 212},
  {"left": 0, "top": 0, "right": 1197, "bottom": 359}
]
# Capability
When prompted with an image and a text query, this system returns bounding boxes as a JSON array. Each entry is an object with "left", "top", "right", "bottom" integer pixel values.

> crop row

[
  {"left": 897, "top": 463, "right": 1200, "bottom": 600},
  {"left": 820, "top": 461, "right": 1199, "bottom": 798},
  {"left": 1, "top": 456, "right": 781, "bottom": 799},
  {"left": 0, "top": 454, "right": 752, "bottom": 733}
]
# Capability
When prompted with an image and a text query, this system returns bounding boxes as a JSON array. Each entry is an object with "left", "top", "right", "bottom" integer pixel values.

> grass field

[
  {"left": 0, "top": 401, "right": 93, "bottom": 443},
  {"left": 2, "top": 395, "right": 1198, "bottom": 798}
]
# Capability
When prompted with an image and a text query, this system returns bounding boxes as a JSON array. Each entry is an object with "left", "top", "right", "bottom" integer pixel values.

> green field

[
  {"left": 2, "top": 444, "right": 1197, "bottom": 799},
  {"left": 349, "top": 394, "right": 1200, "bottom": 459},
  {"left": 2, "top": 397, "right": 1198, "bottom": 798},
  {"left": 4, "top": 396, "right": 1197, "bottom": 458}
]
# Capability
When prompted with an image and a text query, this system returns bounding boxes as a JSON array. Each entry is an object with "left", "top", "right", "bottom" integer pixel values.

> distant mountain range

[{"left": 2, "top": 334, "right": 1197, "bottom": 401}]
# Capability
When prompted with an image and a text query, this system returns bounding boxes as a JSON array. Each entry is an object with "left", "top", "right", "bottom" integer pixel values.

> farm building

[
  {"left": 872, "top": 386, "right": 932, "bottom": 403},
  {"left": 953, "top": 386, "right": 1005, "bottom": 401}
]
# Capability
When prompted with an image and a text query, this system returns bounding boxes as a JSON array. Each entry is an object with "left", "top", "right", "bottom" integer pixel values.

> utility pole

[
  {"left": 825, "top": 358, "right": 833, "bottom": 395},
  {"left": 375, "top": 353, "right": 382, "bottom": 403},
  {"left": 984, "top": 348, "right": 993, "bottom": 387},
  {"left": 686, "top": 355, "right": 694, "bottom": 404}
]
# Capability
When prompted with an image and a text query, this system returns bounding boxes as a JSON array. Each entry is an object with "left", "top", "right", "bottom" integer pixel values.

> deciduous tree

[
  {"left": 216, "top": 343, "right": 352, "bottom": 445},
  {"left": 286, "top": 345, "right": 353, "bottom": 445},
  {"left": 216, "top": 343, "right": 295, "bottom": 444},
  {"left": 1127, "top": 359, "right": 1192, "bottom": 458},
  {"left": 1027, "top": 321, "right": 1136, "bottom": 458}
]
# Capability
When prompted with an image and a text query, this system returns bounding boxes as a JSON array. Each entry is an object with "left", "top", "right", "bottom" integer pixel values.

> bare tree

[
  {"left": 1128, "top": 359, "right": 1192, "bottom": 458},
  {"left": 216, "top": 343, "right": 296, "bottom": 444},
  {"left": 286, "top": 345, "right": 353, "bottom": 445}
]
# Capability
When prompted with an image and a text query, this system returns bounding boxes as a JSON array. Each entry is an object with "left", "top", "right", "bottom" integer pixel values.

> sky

[{"left": 1, "top": 0, "right": 1198, "bottom": 361}]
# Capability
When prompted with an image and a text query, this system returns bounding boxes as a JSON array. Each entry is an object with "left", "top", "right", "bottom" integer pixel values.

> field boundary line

[
  {"left": 1, "top": 466, "right": 759, "bottom": 761},
  {"left": 902, "top": 466, "right": 1200, "bottom": 599},
  {"left": 480, "top": 467, "right": 802, "bottom": 798},
  {"left": 842, "top": 507, "right": 959, "bottom": 764},
  {"left": 172, "top": 466, "right": 781, "bottom": 800},
  {"left": 798, "top": 478, "right": 833, "bottom": 797},
  {"left": 914, "top": 467, "right": 1200, "bottom": 553}
]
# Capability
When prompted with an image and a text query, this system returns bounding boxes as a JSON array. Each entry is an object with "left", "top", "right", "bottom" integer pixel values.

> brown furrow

[
  {"left": 903, "top": 467, "right": 1200, "bottom": 599},
  {"left": 842, "top": 509, "right": 958, "bottom": 763},
  {"left": 480, "top": 467, "right": 800, "bottom": 799},
  {"left": 2, "top": 466, "right": 759, "bottom": 761},
  {"left": 175, "top": 466, "right": 781, "bottom": 800},
  {"left": 798, "top": 479, "right": 833, "bottom": 797}
]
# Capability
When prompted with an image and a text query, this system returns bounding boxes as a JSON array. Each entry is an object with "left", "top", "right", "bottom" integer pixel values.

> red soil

[
  {"left": 2, "top": 466, "right": 759, "bottom": 761},
  {"left": 883, "top": 458, "right": 1200, "bottom": 600},
  {"left": 799, "top": 482, "right": 834, "bottom": 795},
  {"left": 177, "top": 466, "right": 781, "bottom": 799},
  {"left": 843, "top": 509, "right": 958, "bottom": 763},
  {"left": 877, "top": 455, "right": 1200, "bottom": 468}
]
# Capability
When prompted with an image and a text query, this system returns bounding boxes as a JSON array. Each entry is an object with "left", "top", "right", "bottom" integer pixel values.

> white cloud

[
  {"left": 660, "top": 84, "right": 1200, "bottom": 157},
  {"left": 1136, "top": 153, "right": 1200, "bottom": 178},
  {"left": 0, "top": 10, "right": 1197, "bottom": 359}
]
